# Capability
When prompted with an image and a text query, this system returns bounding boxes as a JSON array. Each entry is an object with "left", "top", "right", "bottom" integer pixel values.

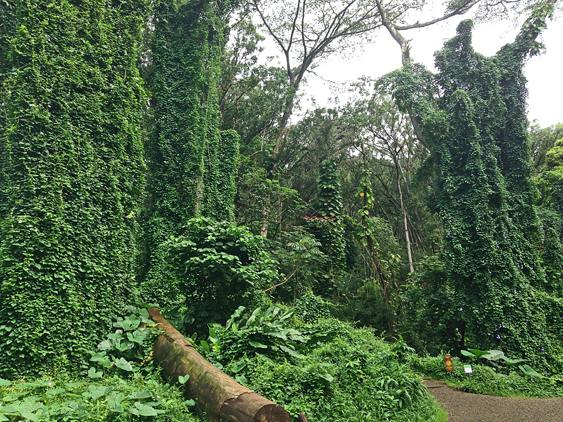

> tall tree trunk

[{"left": 396, "top": 167, "right": 414, "bottom": 273}]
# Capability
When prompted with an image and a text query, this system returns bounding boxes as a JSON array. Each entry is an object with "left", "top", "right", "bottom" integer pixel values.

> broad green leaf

[
  {"left": 2, "top": 393, "right": 20, "bottom": 402},
  {"left": 115, "top": 341, "right": 132, "bottom": 352},
  {"left": 100, "top": 357, "right": 112, "bottom": 369},
  {"left": 500, "top": 356, "right": 526, "bottom": 366},
  {"left": 127, "top": 329, "right": 147, "bottom": 344},
  {"left": 107, "top": 332, "right": 124, "bottom": 341},
  {"left": 482, "top": 350, "right": 505, "bottom": 361},
  {"left": 98, "top": 340, "right": 113, "bottom": 351},
  {"left": 90, "top": 352, "right": 107, "bottom": 362},
  {"left": 18, "top": 411, "right": 38, "bottom": 421},
  {"left": 184, "top": 399, "right": 196, "bottom": 407},
  {"left": 115, "top": 358, "right": 133, "bottom": 372},
  {"left": 249, "top": 341, "right": 268, "bottom": 349},
  {"left": 178, "top": 375, "right": 189, "bottom": 385},
  {"left": 200, "top": 340, "right": 210, "bottom": 353},
  {"left": 131, "top": 391, "right": 153, "bottom": 399},
  {"left": 231, "top": 360, "right": 247, "bottom": 373},
  {"left": 208, "top": 326, "right": 217, "bottom": 339},
  {"left": 85, "top": 386, "right": 107, "bottom": 401},
  {"left": 45, "top": 388, "right": 66, "bottom": 396},
  {"left": 267, "top": 330, "right": 288, "bottom": 341},
  {"left": 114, "top": 315, "right": 141, "bottom": 331},
  {"left": 235, "top": 375, "right": 248, "bottom": 385},
  {"left": 0, "top": 405, "right": 17, "bottom": 413},
  {"left": 318, "top": 373, "right": 334, "bottom": 383},
  {"left": 65, "top": 382, "right": 83, "bottom": 389},
  {"left": 467, "top": 349, "right": 490, "bottom": 359},
  {"left": 87, "top": 367, "right": 103, "bottom": 379},
  {"left": 460, "top": 350, "right": 477, "bottom": 359},
  {"left": 109, "top": 401, "right": 124, "bottom": 413},
  {"left": 129, "top": 402, "right": 164, "bottom": 417},
  {"left": 519, "top": 364, "right": 541, "bottom": 377},
  {"left": 0, "top": 379, "right": 10, "bottom": 387},
  {"left": 279, "top": 344, "right": 301, "bottom": 358},
  {"left": 245, "top": 308, "right": 263, "bottom": 327}
]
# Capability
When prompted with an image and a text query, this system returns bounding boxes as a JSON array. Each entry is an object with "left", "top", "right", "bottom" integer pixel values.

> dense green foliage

[
  {"left": 0, "top": 374, "right": 201, "bottom": 422},
  {"left": 1, "top": 0, "right": 562, "bottom": 414},
  {"left": 0, "top": 307, "right": 201, "bottom": 421},
  {"left": 161, "top": 217, "right": 277, "bottom": 331},
  {"left": 0, "top": 0, "right": 148, "bottom": 377},
  {"left": 382, "top": 4, "right": 556, "bottom": 361},
  {"left": 312, "top": 159, "right": 346, "bottom": 276},
  {"left": 529, "top": 123, "right": 563, "bottom": 171},
  {"left": 199, "top": 307, "right": 447, "bottom": 422},
  {"left": 140, "top": 0, "right": 239, "bottom": 298},
  {"left": 295, "top": 292, "right": 331, "bottom": 323}
]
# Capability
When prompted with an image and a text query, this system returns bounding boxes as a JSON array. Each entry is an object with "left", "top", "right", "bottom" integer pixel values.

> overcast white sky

[{"left": 298, "top": 10, "right": 562, "bottom": 128}]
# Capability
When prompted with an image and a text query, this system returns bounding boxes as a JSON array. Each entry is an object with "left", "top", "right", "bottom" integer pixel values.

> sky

[{"left": 298, "top": 9, "right": 562, "bottom": 128}]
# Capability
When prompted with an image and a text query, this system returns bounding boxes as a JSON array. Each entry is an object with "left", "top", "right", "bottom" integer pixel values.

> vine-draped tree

[
  {"left": 0, "top": 0, "right": 148, "bottom": 377},
  {"left": 382, "top": 3, "right": 557, "bottom": 360},
  {"left": 140, "top": 0, "right": 239, "bottom": 302}
]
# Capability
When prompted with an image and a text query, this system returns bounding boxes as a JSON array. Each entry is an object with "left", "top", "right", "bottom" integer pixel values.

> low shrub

[
  {"left": 161, "top": 217, "right": 278, "bottom": 333},
  {"left": 295, "top": 292, "right": 331, "bottom": 323},
  {"left": 0, "top": 373, "right": 201, "bottom": 421},
  {"left": 198, "top": 306, "right": 447, "bottom": 422}
]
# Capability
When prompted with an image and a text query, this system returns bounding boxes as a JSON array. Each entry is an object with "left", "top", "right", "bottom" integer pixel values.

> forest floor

[{"left": 424, "top": 379, "right": 563, "bottom": 422}]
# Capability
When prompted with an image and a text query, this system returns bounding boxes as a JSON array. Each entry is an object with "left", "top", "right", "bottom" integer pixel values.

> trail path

[{"left": 424, "top": 379, "right": 563, "bottom": 422}]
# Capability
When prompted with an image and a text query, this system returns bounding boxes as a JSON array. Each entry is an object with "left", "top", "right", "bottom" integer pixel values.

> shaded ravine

[{"left": 424, "top": 379, "right": 563, "bottom": 422}]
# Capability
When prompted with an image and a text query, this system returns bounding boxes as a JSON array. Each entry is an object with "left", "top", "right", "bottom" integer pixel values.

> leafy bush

[
  {"left": 87, "top": 306, "right": 161, "bottom": 378},
  {"left": 460, "top": 349, "right": 539, "bottom": 377},
  {"left": 400, "top": 256, "right": 462, "bottom": 355},
  {"left": 0, "top": 374, "right": 201, "bottom": 422},
  {"left": 201, "top": 305, "right": 316, "bottom": 367},
  {"left": 163, "top": 218, "right": 279, "bottom": 332},
  {"left": 272, "top": 229, "right": 327, "bottom": 304},
  {"left": 198, "top": 307, "right": 447, "bottom": 422}
]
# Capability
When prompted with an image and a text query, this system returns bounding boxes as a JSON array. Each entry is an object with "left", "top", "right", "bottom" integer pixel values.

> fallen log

[{"left": 148, "top": 308, "right": 292, "bottom": 422}]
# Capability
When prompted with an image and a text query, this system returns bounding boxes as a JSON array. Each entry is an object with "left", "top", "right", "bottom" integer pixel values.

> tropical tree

[{"left": 379, "top": 3, "right": 557, "bottom": 359}]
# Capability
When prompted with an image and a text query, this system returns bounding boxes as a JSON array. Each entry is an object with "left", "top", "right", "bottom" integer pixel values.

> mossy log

[{"left": 148, "top": 308, "right": 291, "bottom": 422}]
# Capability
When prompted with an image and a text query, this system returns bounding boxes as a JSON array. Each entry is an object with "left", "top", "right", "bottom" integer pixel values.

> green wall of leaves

[
  {"left": 383, "top": 4, "right": 555, "bottom": 361},
  {"left": 140, "top": 0, "right": 239, "bottom": 304},
  {"left": 0, "top": 0, "right": 148, "bottom": 377}
]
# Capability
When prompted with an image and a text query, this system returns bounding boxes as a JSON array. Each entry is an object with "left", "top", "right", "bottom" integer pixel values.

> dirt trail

[{"left": 424, "top": 379, "right": 563, "bottom": 422}]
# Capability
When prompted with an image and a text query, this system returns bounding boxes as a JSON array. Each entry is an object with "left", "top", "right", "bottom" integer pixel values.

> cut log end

[{"left": 298, "top": 412, "right": 309, "bottom": 422}]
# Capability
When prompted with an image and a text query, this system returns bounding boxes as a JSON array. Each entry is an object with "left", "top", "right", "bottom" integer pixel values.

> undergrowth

[
  {"left": 0, "top": 307, "right": 201, "bottom": 421},
  {"left": 415, "top": 355, "right": 563, "bottom": 398},
  {"left": 0, "top": 374, "right": 201, "bottom": 422},
  {"left": 194, "top": 305, "right": 447, "bottom": 422}
]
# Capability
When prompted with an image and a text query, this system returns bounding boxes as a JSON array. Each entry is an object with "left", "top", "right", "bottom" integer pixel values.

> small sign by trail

[{"left": 444, "top": 355, "right": 454, "bottom": 372}]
